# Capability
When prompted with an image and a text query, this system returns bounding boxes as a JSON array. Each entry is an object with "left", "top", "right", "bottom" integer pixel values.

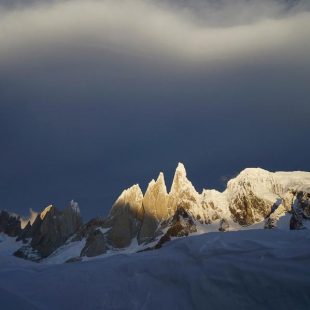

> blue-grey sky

[{"left": 0, "top": 0, "right": 310, "bottom": 220}]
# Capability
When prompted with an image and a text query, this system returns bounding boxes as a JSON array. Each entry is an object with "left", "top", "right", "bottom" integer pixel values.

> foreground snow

[{"left": 1, "top": 230, "right": 310, "bottom": 310}]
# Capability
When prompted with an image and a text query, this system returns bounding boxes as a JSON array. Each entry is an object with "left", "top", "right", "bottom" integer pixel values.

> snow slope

[{"left": 0, "top": 229, "right": 310, "bottom": 310}]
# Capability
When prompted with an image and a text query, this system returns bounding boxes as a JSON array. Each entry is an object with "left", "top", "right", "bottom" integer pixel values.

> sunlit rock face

[
  {"left": 168, "top": 163, "right": 201, "bottom": 215},
  {"left": 20, "top": 208, "right": 38, "bottom": 229},
  {"left": 138, "top": 173, "right": 169, "bottom": 244},
  {"left": 0, "top": 211, "right": 21, "bottom": 237},
  {"left": 106, "top": 184, "right": 144, "bottom": 248},
  {"left": 226, "top": 168, "right": 284, "bottom": 225}
]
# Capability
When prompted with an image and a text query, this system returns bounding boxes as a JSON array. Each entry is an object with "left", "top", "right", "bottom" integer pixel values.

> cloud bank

[
  {"left": 1, "top": 1, "right": 310, "bottom": 218},
  {"left": 0, "top": 0, "right": 309, "bottom": 67}
]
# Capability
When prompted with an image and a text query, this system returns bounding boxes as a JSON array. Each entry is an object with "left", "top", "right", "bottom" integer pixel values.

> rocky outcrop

[
  {"left": 290, "top": 191, "right": 310, "bottom": 230},
  {"left": 155, "top": 207, "right": 197, "bottom": 249},
  {"left": 219, "top": 218, "right": 229, "bottom": 232},
  {"left": 0, "top": 211, "right": 21, "bottom": 237},
  {"left": 72, "top": 217, "right": 106, "bottom": 242},
  {"left": 229, "top": 189, "right": 275, "bottom": 226},
  {"left": 81, "top": 229, "right": 108, "bottom": 257}
]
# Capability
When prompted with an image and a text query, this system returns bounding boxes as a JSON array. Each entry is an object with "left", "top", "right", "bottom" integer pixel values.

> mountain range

[{"left": 1, "top": 163, "right": 310, "bottom": 263}]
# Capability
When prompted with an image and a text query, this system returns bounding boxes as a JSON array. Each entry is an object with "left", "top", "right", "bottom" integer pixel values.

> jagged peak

[
  {"left": 109, "top": 184, "right": 144, "bottom": 219},
  {"left": 67, "top": 200, "right": 80, "bottom": 214},
  {"left": 170, "top": 162, "right": 187, "bottom": 192},
  {"left": 113, "top": 184, "right": 143, "bottom": 206},
  {"left": 145, "top": 172, "right": 168, "bottom": 197},
  {"left": 175, "top": 162, "right": 186, "bottom": 176},
  {"left": 123, "top": 184, "right": 142, "bottom": 196},
  {"left": 40, "top": 205, "right": 54, "bottom": 220},
  {"left": 156, "top": 172, "right": 167, "bottom": 193},
  {"left": 157, "top": 171, "right": 165, "bottom": 182},
  {"left": 20, "top": 208, "right": 38, "bottom": 229},
  {"left": 170, "top": 162, "right": 198, "bottom": 195}
]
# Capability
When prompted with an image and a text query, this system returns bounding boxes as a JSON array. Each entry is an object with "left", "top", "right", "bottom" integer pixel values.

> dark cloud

[{"left": 0, "top": 0, "right": 309, "bottom": 219}]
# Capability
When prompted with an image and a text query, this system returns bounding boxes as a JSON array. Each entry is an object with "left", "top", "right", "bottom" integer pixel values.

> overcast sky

[{"left": 0, "top": 0, "right": 310, "bottom": 220}]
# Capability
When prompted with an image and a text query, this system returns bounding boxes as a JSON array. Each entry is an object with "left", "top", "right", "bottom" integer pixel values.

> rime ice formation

[{"left": 2, "top": 163, "right": 310, "bottom": 262}]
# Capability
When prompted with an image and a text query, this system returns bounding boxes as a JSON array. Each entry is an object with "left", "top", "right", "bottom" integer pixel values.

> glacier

[{"left": 0, "top": 229, "right": 310, "bottom": 310}]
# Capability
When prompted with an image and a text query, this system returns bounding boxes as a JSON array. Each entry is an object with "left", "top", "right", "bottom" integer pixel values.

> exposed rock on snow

[
  {"left": 226, "top": 168, "right": 282, "bottom": 225},
  {"left": 155, "top": 207, "right": 197, "bottom": 249},
  {"left": 219, "top": 218, "right": 229, "bottom": 232},
  {"left": 81, "top": 229, "right": 107, "bottom": 257},
  {"left": 290, "top": 191, "right": 310, "bottom": 230}
]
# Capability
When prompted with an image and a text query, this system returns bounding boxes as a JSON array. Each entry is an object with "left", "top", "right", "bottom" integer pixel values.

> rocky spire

[
  {"left": 107, "top": 184, "right": 144, "bottom": 248},
  {"left": 170, "top": 163, "right": 188, "bottom": 195},
  {"left": 110, "top": 184, "right": 144, "bottom": 220},
  {"left": 20, "top": 208, "right": 38, "bottom": 229},
  {"left": 40, "top": 205, "right": 54, "bottom": 220},
  {"left": 168, "top": 163, "right": 200, "bottom": 215},
  {"left": 138, "top": 172, "right": 169, "bottom": 244}
]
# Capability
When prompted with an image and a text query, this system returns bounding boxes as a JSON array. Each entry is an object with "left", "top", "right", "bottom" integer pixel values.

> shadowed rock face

[
  {"left": 264, "top": 192, "right": 294, "bottom": 229},
  {"left": 81, "top": 229, "right": 108, "bottom": 257},
  {"left": 15, "top": 201, "right": 82, "bottom": 259},
  {"left": 290, "top": 191, "right": 310, "bottom": 230},
  {"left": 155, "top": 207, "right": 197, "bottom": 249},
  {"left": 17, "top": 221, "right": 32, "bottom": 242},
  {"left": 0, "top": 211, "right": 21, "bottom": 237}
]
